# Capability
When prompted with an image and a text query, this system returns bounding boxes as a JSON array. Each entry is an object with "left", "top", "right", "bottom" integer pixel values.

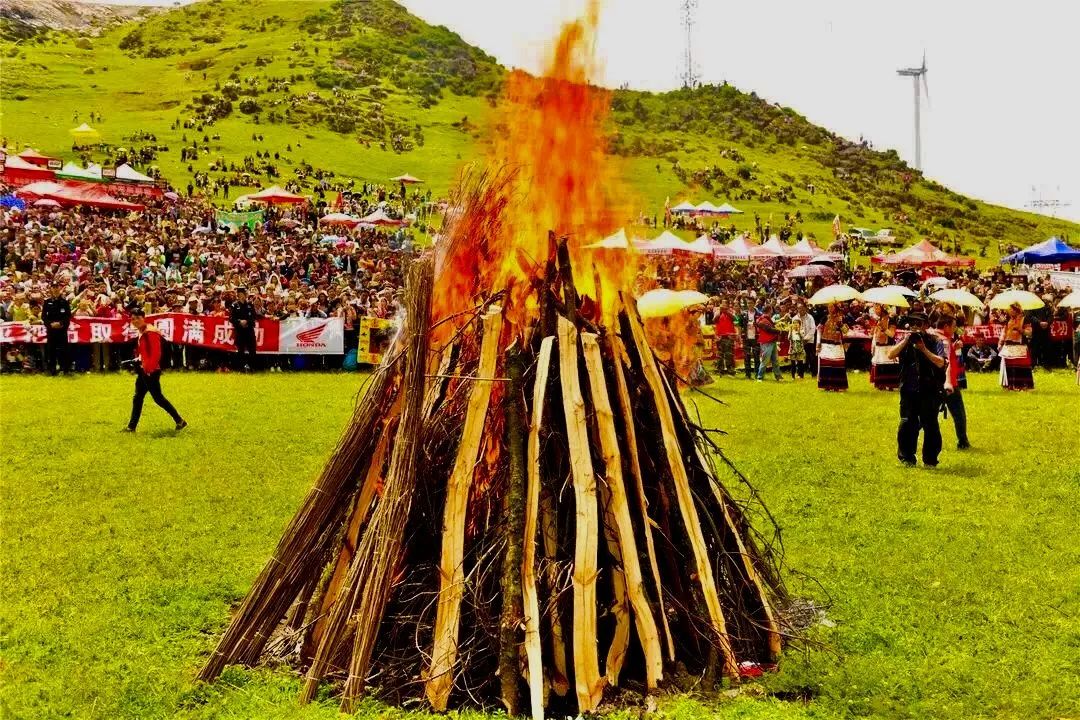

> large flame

[{"left": 433, "top": 2, "right": 635, "bottom": 335}]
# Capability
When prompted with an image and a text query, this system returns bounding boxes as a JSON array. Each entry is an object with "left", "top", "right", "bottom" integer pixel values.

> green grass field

[{"left": 1, "top": 370, "right": 1078, "bottom": 720}]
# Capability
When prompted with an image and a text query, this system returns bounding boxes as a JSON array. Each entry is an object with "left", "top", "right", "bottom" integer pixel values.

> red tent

[
  {"left": 319, "top": 212, "right": 362, "bottom": 228},
  {"left": 248, "top": 185, "right": 307, "bottom": 205},
  {"left": 1, "top": 156, "right": 57, "bottom": 186},
  {"left": 17, "top": 148, "right": 59, "bottom": 168},
  {"left": 17, "top": 180, "right": 143, "bottom": 211},
  {"left": 871, "top": 239, "right": 975, "bottom": 268}
]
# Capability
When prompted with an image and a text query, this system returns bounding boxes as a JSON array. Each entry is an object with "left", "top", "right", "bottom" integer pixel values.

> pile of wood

[{"left": 199, "top": 238, "right": 786, "bottom": 719}]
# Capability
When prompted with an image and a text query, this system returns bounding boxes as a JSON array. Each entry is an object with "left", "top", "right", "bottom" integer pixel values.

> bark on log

[
  {"left": 498, "top": 348, "right": 528, "bottom": 717},
  {"left": 426, "top": 306, "right": 505, "bottom": 711},
  {"left": 557, "top": 316, "right": 604, "bottom": 713},
  {"left": 581, "top": 333, "right": 663, "bottom": 688},
  {"left": 622, "top": 299, "right": 740, "bottom": 681},
  {"left": 610, "top": 334, "right": 675, "bottom": 661},
  {"left": 523, "top": 337, "right": 555, "bottom": 720}
]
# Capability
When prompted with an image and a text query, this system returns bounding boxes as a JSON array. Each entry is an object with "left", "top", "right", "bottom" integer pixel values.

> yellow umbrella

[
  {"left": 860, "top": 286, "right": 910, "bottom": 307},
  {"left": 1058, "top": 290, "right": 1080, "bottom": 309},
  {"left": 988, "top": 290, "right": 1045, "bottom": 311},
  {"left": 808, "top": 284, "right": 860, "bottom": 305},
  {"left": 929, "top": 288, "right": 984, "bottom": 309},
  {"left": 637, "top": 289, "right": 710, "bottom": 318}
]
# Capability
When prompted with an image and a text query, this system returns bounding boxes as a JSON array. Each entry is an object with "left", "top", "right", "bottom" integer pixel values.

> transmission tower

[{"left": 680, "top": 0, "right": 699, "bottom": 89}]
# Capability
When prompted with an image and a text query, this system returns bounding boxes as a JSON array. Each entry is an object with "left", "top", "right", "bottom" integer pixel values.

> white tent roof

[
  {"left": 695, "top": 201, "right": 722, "bottom": 213},
  {"left": 724, "top": 235, "right": 773, "bottom": 259},
  {"left": 633, "top": 230, "right": 693, "bottom": 254},
  {"left": 585, "top": 228, "right": 629, "bottom": 249},
  {"left": 685, "top": 235, "right": 716, "bottom": 254},
  {"left": 58, "top": 162, "right": 101, "bottom": 180},
  {"left": 115, "top": 163, "right": 154, "bottom": 183},
  {"left": 670, "top": 201, "right": 697, "bottom": 213},
  {"left": 715, "top": 202, "right": 742, "bottom": 214},
  {"left": 762, "top": 236, "right": 797, "bottom": 256}
]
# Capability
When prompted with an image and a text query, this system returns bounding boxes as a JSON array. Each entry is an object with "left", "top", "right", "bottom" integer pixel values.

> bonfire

[{"left": 199, "top": 7, "right": 786, "bottom": 719}]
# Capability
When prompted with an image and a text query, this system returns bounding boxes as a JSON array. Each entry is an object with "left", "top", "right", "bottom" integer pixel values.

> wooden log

[
  {"left": 557, "top": 316, "right": 604, "bottom": 713},
  {"left": 523, "top": 336, "right": 555, "bottom": 720},
  {"left": 499, "top": 347, "right": 529, "bottom": 717},
  {"left": 425, "top": 306, "right": 505, "bottom": 711},
  {"left": 539, "top": 489, "right": 570, "bottom": 697},
  {"left": 660, "top": 371, "right": 784, "bottom": 661},
  {"left": 199, "top": 363, "right": 400, "bottom": 682},
  {"left": 338, "top": 259, "right": 435, "bottom": 711},
  {"left": 597, "top": 478, "right": 631, "bottom": 686},
  {"left": 303, "top": 416, "right": 395, "bottom": 659},
  {"left": 581, "top": 334, "right": 663, "bottom": 688},
  {"left": 295, "top": 259, "right": 431, "bottom": 707},
  {"left": 610, "top": 334, "right": 675, "bottom": 661},
  {"left": 622, "top": 299, "right": 740, "bottom": 681}
]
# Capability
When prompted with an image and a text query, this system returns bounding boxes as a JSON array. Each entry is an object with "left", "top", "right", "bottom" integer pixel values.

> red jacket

[
  {"left": 755, "top": 314, "right": 779, "bottom": 344},
  {"left": 714, "top": 310, "right": 736, "bottom": 336},
  {"left": 137, "top": 328, "right": 164, "bottom": 374}
]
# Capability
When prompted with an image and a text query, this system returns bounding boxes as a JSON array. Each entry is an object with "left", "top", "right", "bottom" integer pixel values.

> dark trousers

[
  {"left": 742, "top": 338, "right": 760, "bottom": 378},
  {"left": 45, "top": 330, "right": 69, "bottom": 375},
  {"left": 234, "top": 329, "right": 257, "bottom": 369},
  {"left": 805, "top": 343, "right": 818, "bottom": 377},
  {"left": 129, "top": 371, "right": 182, "bottom": 429},
  {"left": 715, "top": 336, "right": 735, "bottom": 375},
  {"left": 943, "top": 389, "right": 969, "bottom": 447},
  {"left": 897, "top": 391, "right": 942, "bottom": 464}
]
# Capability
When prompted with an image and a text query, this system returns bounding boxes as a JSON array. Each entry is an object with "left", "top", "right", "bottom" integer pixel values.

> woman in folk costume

[
  {"left": 817, "top": 303, "right": 848, "bottom": 391},
  {"left": 869, "top": 305, "right": 900, "bottom": 390},
  {"left": 998, "top": 302, "right": 1034, "bottom": 390}
]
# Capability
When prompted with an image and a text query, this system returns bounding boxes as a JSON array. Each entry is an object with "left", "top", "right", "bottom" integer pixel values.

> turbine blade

[{"left": 922, "top": 73, "right": 930, "bottom": 109}]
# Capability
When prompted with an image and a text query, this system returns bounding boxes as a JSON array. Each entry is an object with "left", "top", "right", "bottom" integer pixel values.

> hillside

[
  {"left": 0, "top": 0, "right": 161, "bottom": 37},
  {"left": 1, "top": 0, "right": 1075, "bottom": 253}
]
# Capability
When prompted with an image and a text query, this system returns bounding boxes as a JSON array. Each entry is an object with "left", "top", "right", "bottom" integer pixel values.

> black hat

[{"left": 907, "top": 311, "right": 928, "bottom": 325}]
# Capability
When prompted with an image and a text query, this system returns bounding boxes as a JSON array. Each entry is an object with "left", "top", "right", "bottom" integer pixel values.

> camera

[{"left": 120, "top": 358, "right": 142, "bottom": 371}]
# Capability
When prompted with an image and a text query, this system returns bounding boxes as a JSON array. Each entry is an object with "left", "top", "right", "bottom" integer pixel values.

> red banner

[{"left": 1, "top": 314, "right": 280, "bottom": 352}]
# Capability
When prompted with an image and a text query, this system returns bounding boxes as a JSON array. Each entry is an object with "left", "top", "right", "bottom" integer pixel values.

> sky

[{"left": 86, "top": 0, "right": 1079, "bottom": 221}]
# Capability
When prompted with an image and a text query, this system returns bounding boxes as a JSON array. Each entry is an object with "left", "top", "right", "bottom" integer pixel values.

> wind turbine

[{"left": 897, "top": 53, "right": 929, "bottom": 171}]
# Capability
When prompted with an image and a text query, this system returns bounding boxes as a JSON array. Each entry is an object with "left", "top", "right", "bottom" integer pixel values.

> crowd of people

[
  {"left": 0, "top": 179, "right": 427, "bottom": 372},
  {"left": 2, "top": 169, "right": 1077, "bottom": 386},
  {"left": 645, "top": 253, "right": 1078, "bottom": 387}
]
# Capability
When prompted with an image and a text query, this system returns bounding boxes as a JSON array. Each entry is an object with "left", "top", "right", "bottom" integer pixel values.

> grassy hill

[{"left": 1, "top": 0, "right": 1076, "bottom": 254}]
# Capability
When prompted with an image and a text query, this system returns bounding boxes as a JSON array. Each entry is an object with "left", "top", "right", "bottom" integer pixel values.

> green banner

[{"left": 216, "top": 209, "right": 263, "bottom": 231}]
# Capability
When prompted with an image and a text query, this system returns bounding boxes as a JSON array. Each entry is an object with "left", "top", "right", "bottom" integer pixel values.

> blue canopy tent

[{"left": 1001, "top": 237, "right": 1080, "bottom": 266}]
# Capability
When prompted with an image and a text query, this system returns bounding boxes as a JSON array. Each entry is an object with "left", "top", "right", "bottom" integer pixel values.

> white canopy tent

[
  {"left": 695, "top": 200, "right": 722, "bottom": 214},
  {"left": 57, "top": 162, "right": 102, "bottom": 181},
  {"left": 715, "top": 202, "right": 742, "bottom": 214},
  {"left": 585, "top": 228, "right": 630, "bottom": 249},
  {"left": 633, "top": 230, "right": 693, "bottom": 254},
  {"left": 115, "top": 163, "right": 155, "bottom": 183},
  {"left": 670, "top": 201, "right": 697, "bottom": 214}
]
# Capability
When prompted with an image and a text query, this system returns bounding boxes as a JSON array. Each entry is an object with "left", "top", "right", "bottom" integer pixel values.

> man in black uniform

[
  {"left": 229, "top": 286, "right": 258, "bottom": 371},
  {"left": 41, "top": 283, "right": 72, "bottom": 376},
  {"left": 887, "top": 312, "right": 947, "bottom": 467}
]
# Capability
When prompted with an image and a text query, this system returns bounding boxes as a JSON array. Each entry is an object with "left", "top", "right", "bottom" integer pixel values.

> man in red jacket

[{"left": 123, "top": 308, "right": 187, "bottom": 432}]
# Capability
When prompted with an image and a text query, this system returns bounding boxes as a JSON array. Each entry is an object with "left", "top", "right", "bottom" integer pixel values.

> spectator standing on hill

[{"left": 41, "top": 284, "right": 71, "bottom": 376}]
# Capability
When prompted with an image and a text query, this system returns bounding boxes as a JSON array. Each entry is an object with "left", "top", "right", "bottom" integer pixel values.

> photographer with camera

[
  {"left": 122, "top": 308, "right": 187, "bottom": 433},
  {"left": 887, "top": 311, "right": 946, "bottom": 467}
]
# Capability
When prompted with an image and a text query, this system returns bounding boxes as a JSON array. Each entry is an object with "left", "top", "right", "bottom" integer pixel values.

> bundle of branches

[{"left": 199, "top": 238, "right": 787, "bottom": 719}]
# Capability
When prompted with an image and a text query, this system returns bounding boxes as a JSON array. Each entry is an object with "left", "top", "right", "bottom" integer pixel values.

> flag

[{"left": 832, "top": 214, "right": 841, "bottom": 238}]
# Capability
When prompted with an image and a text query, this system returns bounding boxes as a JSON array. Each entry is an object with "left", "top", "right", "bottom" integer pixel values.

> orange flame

[{"left": 434, "top": 1, "right": 635, "bottom": 334}]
